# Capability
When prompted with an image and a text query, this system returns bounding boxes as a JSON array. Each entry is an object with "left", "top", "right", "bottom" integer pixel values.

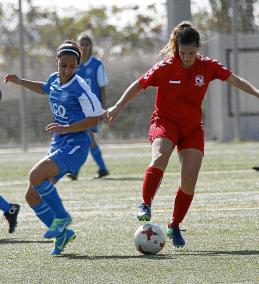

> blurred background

[{"left": 0, "top": 0, "right": 259, "bottom": 149}]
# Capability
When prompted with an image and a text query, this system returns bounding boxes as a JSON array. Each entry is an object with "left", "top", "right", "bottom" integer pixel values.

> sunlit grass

[{"left": 0, "top": 142, "right": 258, "bottom": 283}]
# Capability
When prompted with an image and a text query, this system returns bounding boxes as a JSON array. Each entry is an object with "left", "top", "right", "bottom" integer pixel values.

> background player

[
  {"left": 105, "top": 21, "right": 259, "bottom": 248},
  {"left": 68, "top": 33, "right": 109, "bottom": 180},
  {"left": 0, "top": 195, "right": 20, "bottom": 233},
  {"left": 4, "top": 40, "right": 104, "bottom": 255}
]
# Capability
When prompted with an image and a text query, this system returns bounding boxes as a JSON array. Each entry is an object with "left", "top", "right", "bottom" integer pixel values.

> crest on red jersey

[{"left": 195, "top": 75, "right": 205, "bottom": 87}]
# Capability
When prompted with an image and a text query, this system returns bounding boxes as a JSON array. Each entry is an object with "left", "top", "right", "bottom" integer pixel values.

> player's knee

[
  {"left": 25, "top": 186, "right": 41, "bottom": 205},
  {"left": 151, "top": 154, "right": 169, "bottom": 170},
  {"left": 29, "top": 168, "right": 43, "bottom": 185}
]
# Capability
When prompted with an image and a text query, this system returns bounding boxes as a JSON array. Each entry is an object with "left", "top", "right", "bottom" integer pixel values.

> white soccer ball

[{"left": 134, "top": 223, "right": 165, "bottom": 255}]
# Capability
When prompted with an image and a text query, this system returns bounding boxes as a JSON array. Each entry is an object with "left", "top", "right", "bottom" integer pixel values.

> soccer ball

[{"left": 134, "top": 223, "right": 165, "bottom": 255}]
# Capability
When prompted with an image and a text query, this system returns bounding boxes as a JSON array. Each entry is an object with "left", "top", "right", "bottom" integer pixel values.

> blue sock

[
  {"left": 33, "top": 180, "right": 69, "bottom": 219},
  {"left": 0, "top": 195, "right": 11, "bottom": 213},
  {"left": 90, "top": 145, "right": 107, "bottom": 171},
  {"left": 30, "top": 200, "right": 55, "bottom": 228}
]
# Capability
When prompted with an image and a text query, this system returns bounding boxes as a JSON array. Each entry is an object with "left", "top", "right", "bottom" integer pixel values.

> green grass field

[{"left": 0, "top": 142, "right": 258, "bottom": 283}]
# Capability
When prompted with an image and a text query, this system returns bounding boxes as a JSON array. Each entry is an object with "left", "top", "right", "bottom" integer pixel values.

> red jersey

[{"left": 138, "top": 55, "right": 232, "bottom": 124}]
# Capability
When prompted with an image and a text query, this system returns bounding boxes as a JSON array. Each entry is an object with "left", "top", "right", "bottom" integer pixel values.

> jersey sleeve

[
  {"left": 97, "top": 63, "right": 108, "bottom": 87},
  {"left": 41, "top": 77, "right": 51, "bottom": 94},
  {"left": 210, "top": 60, "right": 232, "bottom": 81},
  {"left": 138, "top": 63, "right": 159, "bottom": 89},
  {"left": 78, "top": 88, "right": 105, "bottom": 117},
  {"left": 41, "top": 72, "right": 57, "bottom": 94}
]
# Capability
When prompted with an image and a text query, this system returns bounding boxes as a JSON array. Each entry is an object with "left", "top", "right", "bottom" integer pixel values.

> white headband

[{"left": 57, "top": 48, "right": 80, "bottom": 58}]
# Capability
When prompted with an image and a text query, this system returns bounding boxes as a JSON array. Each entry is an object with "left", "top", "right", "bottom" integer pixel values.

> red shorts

[{"left": 148, "top": 117, "right": 204, "bottom": 153}]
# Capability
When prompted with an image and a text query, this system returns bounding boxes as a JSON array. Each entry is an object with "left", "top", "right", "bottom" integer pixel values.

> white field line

[{"left": 14, "top": 205, "right": 259, "bottom": 222}]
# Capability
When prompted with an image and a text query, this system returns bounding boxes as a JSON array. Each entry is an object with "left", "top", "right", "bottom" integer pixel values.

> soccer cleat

[
  {"left": 67, "top": 173, "right": 78, "bottom": 181},
  {"left": 51, "top": 228, "right": 76, "bottom": 256},
  {"left": 93, "top": 169, "right": 109, "bottom": 179},
  {"left": 137, "top": 203, "right": 151, "bottom": 221},
  {"left": 4, "top": 204, "right": 20, "bottom": 233},
  {"left": 166, "top": 225, "right": 185, "bottom": 248},
  {"left": 44, "top": 215, "right": 72, "bottom": 239}
]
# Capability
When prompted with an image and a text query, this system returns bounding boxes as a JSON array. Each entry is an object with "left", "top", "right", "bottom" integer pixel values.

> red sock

[
  {"left": 170, "top": 187, "right": 194, "bottom": 228},
  {"left": 142, "top": 166, "right": 163, "bottom": 206}
]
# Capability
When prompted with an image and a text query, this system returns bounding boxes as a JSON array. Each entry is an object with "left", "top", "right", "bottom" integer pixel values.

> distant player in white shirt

[
  {"left": 67, "top": 33, "right": 109, "bottom": 180},
  {"left": 4, "top": 40, "right": 104, "bottom": 255}
]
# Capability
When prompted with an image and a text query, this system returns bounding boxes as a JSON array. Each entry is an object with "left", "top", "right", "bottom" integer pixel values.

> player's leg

[
  {"left": 0, "top": 195, "right": 20, "bottom": 233},
  {"left": 26, "top": 184, "right": 55, "bottom": 228},
  {"left": 89, "top": 130, "right": 109, "bottom": 179},
  {"left": 167, "top": 148, "right": 203, "bottom": 247},
  {"left": 0, "top": 195, "right": 12, "bottom": 213},
  {"left": 28, "top": 156, "right": 72, "bottom": 238},
  {"left": 50, "top": 146, "right": 89, "bottom": 254},
  {"left": 167, "top": 125, "right": 204, "bottom": 247},
  {"left": 138, "top": 137, "right": 174, "bottom": 221}
]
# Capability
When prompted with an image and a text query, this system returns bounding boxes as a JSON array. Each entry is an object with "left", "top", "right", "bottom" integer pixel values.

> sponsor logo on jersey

[
  {"left": 51, "top": 103, "right": 68, "bottom": 119},
  {"left": 195, "top": 75, "right": 205, "bottom": 87},
  {"left": 169, "top": 80, "right": 181, "bottom": 84}
]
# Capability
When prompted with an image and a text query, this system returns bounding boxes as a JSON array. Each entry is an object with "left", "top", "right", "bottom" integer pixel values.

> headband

[{"left": 57, "top": 48, "right": 80, "bottom": 58}]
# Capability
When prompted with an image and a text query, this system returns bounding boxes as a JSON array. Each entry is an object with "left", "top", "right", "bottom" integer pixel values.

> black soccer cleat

[
  {"left": 4, "top": 204, "right": 20, "bottom": 233},
  {"left": 93, "top": 169, "right": 109, "bottom": 179},
  {"left": 67, "top": 173, "right": 79, "bottom": 181}
]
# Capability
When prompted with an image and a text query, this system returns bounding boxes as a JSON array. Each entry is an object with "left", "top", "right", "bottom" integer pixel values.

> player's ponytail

[{"left": 160, "top": 21, "right": 201, "bottom": 57}]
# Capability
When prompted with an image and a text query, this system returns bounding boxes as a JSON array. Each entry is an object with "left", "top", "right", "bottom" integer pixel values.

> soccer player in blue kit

[
  {"left": 4, "top": 40, "right": 104, "bottom": 255},
  {"left": 67, "top": 33, "right": 109, "bottom": 180},
  {"left": 0, "top": 195, "right": 20, "bottom": 233}
]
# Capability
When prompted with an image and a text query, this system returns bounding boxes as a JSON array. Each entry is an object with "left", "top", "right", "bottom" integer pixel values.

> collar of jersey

[
  {"left": 82, "top": 56, "right": 94, "bottom": 66},
  {"left": 59, "top": 73, "right": 77, "bottom": 89}
]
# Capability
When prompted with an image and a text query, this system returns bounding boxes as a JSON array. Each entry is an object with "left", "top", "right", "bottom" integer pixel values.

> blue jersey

[
  {"left": 76, "top": 56, "right": 108, "bottom": 103},
  {"left": 42, "top": 72, "right": 104, "bottom": 153}
]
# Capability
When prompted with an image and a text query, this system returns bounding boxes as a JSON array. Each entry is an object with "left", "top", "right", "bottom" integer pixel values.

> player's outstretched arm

[
  {"left": 227, "top": 73, "right": 259, "bottom": 98},
  {"left": 45, "top": 116, "right": 100, "bottom": 135},
  {"left": 106, "top": 80, "right": 143, "bottom": 123},
  {"left": 4, "top": 74, "right": 45, "bottom": 95}
]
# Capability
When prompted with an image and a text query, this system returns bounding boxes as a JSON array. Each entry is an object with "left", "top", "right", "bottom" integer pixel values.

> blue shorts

[
  {"left": 48, "top": 144, "right": 89, "bottom": 181},
  {"left": 90, "top": 125, "right": 98, "bottom": 133}
]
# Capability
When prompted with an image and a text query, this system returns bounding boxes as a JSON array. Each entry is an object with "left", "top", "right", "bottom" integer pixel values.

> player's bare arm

[
  {"left": 45, "top": 116, "right": 99, "bottom": 134},
  {"left": 106, "top": 80, "right": 143, "bottom": 122},
  {"left": 227, "top": 73, "right": 259, "bottom": 98},
  {"left": 4, "top": 74, "right": 45, "bottom": 95}
]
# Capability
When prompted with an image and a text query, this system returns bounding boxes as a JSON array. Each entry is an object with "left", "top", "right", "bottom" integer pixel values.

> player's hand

[
  {"left": 105, "top": 105, "right": 120, "bottom": 123},
  {"left": 4, "top": 74, "right": 21, "bottom": 84},
  {"left": 45, "top": 123, "right": 70, "bottom": 134}
]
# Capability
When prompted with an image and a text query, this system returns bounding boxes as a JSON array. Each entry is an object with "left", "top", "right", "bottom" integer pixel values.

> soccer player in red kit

[{"left": 105, "top": 21, "right": 259, "bottom": 247}]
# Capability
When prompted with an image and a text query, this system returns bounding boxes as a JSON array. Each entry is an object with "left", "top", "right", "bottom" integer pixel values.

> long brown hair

[{"left": 160, "top": 21, "right": 201, "bottom": 57}]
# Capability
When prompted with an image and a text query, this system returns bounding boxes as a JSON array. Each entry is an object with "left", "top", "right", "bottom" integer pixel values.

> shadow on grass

[
  {"left": 0, "top": 238, "right": 52, "bottom": 244},
  {"left": 182, "top": 250, "right": 259, "bottom": 256},
  {"left": 59, "top": 253, "right": 175, "bottom": 260},
  {"left": 59, "top": 250, "right": 259, "bottom": 260}
]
